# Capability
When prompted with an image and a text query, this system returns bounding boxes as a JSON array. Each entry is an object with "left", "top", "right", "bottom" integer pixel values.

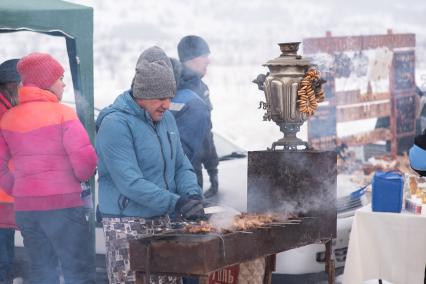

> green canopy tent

[{"left": 0, "top": 0, "right": 96, "bottom": 257}]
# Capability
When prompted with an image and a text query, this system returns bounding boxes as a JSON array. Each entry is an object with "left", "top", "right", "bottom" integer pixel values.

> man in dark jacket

[
  {"left": 176, "top": 35, "right": 219, "bottom": 198},
  {"left": 169, "top": 58, "right": 210, "bottom": 171}
]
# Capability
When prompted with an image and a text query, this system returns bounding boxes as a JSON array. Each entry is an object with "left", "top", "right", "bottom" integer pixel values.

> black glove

[
  {"left": 176, "top": 195, "right": 206, "bottom": 221},
  {"left": 204, "top": 170, "right": 219, "bottom": 198}
]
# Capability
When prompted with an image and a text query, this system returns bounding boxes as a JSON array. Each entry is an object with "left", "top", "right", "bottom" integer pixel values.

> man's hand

[{"left": 176, "top": 195, "right": 206, "bottom": 220}]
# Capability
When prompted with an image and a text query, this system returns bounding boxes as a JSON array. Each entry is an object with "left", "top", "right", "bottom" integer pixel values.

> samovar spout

[{"left": 252, "top": 73, "right": 267, "bottom": 91}]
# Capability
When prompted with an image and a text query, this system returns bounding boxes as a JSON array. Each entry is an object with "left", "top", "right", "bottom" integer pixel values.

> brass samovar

[{"left": 253, "top": 42, "right": 324, "bottom": 150}]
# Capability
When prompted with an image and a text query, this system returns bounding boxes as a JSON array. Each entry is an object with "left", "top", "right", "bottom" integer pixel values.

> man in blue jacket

[
  {"left": 96, "top": 46, "right": 205, "bottom": 284},
  {"left": 176, "top": 35, "right": 219, "bottom": 198}
]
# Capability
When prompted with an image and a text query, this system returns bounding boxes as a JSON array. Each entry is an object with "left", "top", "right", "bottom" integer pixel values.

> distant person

[
  {"left": 0, "top": 52, "right": 97, "bottom": 284},
  {"left": 169, "top": 58, "right": 210, "bottom": 173},
  {"left": 96, "top": 46, "right": 204, "bottom": 284},
  {"left": 407, "top": 130, "right": 426, "bottom": 283},
  {"left": 409, "top": 128, "right": 426, "bottom": 176},
  {"left": 0, "top": 59, "right": 20, "bottom": 284},
  {"left": 177, "top": 35, "right": 219, "bottom": 198}
]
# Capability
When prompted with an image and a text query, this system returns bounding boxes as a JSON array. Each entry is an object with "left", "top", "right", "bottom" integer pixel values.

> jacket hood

[
  {"left": 178, "top": 65, "right": 212, "bottom": 110},
  {"left": 180, "top": 65, "right": 202, "bottom": 86},
  {"left": 96, "top": 90, "right": 152, "bottom": 132}
]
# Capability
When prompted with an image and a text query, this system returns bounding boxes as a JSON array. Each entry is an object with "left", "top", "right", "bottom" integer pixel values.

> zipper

[
  {"left": 144, "top": 112, "right": 169, "bottom": 191},
  {"left": 153, "top": 124, "right": 169, "bottom": 191},
  {"left": 167, "top": 131, "right": 173, "bottom": 160}
]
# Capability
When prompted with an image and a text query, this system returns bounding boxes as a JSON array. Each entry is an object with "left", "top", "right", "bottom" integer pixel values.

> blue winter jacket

[
  {"left": 178, "top": 66, "right": 219, "bottom": 173},
  {"left": 170, "top": 89, "right": 210, "bottom": 164},
  {"left": 95, "top": 91, "right": 201, "bottom": 218}
]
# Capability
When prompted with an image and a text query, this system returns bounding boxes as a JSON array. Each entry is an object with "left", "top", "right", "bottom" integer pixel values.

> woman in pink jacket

[{"left": 0, "top": 53, "right": 97, "bottom": 284}]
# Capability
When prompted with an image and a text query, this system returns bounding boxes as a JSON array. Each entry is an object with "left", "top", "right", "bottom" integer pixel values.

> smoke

[
  {"left": 72, "top": 90, "right": 92, "bottom": 122},
  {"left": 246, "top": 150, "right": 337, "bottom": 217},
  {"left": 208, "top": 212, "right": 240, "bottom": 231}
]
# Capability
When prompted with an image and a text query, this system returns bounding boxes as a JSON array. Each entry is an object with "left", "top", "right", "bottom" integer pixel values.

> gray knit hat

[
  {"left": 178, "top": 35, "right": 210, "bottom": 62},
  {"left": 0, "top": 59, "right": 20, "bottom": 84},
  {"left": 132, "top": 46, "right": 176, "bottom": 99}
]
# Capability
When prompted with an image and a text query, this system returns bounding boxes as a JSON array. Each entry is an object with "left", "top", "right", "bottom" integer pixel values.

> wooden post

[
  {"left": 199, "top": 275, "right": 209, "bottom": 284},
  {"left": 325, "top": 240, "right": 335, "bottom": 284}
]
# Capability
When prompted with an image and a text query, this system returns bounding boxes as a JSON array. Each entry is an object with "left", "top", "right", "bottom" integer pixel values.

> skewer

[{"left": 233, "top": 230, "right": 254, "bottom": 234}]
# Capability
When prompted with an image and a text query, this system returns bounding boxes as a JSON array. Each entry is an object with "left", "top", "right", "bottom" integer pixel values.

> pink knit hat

[{"left": 17, "top": 52, "right": 64, "bottom": 89}]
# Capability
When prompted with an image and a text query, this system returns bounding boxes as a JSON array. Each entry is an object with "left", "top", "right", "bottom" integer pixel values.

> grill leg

[
  {"left": 144, "top": 244, "right": 151, "bottom": 284},
  {"left": 134, "top": 241, "right": 151, "bottom": 284},
  {"left": 325, "top": 240, "right": 335, "bottom": 284},
  {"left": 263, "top": 254, "right": 276, "bottom": 284},
  {"left": 135, "top": 273, "right": 145, "bottom": 284}
]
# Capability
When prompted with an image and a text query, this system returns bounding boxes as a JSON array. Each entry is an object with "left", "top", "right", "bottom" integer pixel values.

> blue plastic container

[{"left": 371, "top": 171, "right": 404, "bottom": 213}]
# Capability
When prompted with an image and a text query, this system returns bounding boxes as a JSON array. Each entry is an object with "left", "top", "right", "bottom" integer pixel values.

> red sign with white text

[{"left": 208, "top": 265, "right": 239, "bottom": 284}]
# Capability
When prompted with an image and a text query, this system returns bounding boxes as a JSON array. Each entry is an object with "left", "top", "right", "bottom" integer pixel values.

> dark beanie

[
  {"left": 132, "top": 46, "right": 176, "bottom": 99},
  {"left": 177, "top": 35, "right": 210, "bottom": 62},
  {"left": 0, "top": 59, "right": 20, "bottom": 84}
]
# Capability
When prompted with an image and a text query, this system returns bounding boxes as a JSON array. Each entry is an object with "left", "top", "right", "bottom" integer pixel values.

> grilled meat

[{"left": 183, "top": 213, "right": 297, "bottom": 234}]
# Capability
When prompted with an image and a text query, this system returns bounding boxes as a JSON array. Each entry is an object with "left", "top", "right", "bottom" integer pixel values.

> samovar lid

[{"left": 263, "top": 42, "right": 311, "bottom": 67}]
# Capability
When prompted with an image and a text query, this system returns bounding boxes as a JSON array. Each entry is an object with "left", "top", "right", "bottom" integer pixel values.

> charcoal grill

[
  {"left": 128, "top": 154, "right": 336, "bottom": 284},
  {"left": 129, "top": 217, "right": 326, "bottom": 279}
]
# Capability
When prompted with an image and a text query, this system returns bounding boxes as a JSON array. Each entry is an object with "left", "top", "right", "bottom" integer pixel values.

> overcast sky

[
  {"left": 69, "top": 0, "right": 426, "bottom": 51},
  {"left": 2, "top": 0, "right": 425, "bottom": 149}
]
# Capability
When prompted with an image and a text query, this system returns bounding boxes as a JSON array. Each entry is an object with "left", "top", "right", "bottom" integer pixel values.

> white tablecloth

[{"left": 343, "top": 206, "right": 426, "bottom": 284}]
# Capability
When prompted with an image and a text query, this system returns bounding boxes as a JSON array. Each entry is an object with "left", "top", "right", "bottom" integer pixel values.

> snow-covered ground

[{"left": 1, "top": 0, "right": 426, "bottom": 150}]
